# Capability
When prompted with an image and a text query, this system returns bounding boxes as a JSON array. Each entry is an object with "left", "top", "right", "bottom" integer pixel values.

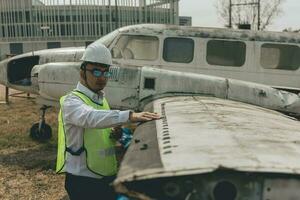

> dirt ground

[{"left": 0, "top": 85, "right": 68, "bottom": 200}]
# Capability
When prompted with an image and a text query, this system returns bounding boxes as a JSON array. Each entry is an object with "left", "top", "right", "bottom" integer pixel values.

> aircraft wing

[{"left": 114, "top": 96, "right": 300, "bottom": 199}]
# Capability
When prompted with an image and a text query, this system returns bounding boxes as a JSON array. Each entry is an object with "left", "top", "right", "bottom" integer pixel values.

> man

[{"left": 56, "top": 42, "right": 160, "bottom": 200}]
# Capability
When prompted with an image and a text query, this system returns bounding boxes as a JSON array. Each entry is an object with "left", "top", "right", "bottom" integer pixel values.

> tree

[{"left": 215, "top": 0, "right": 285, "bottom": 30}]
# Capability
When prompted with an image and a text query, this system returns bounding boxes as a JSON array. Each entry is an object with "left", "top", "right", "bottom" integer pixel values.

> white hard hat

[{"left": 80, "top": 42, "right": 112, "bottom": 66}]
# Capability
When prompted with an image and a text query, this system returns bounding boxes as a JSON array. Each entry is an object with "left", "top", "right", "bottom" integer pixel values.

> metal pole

[
  {"left": 229, "top": 0, "right": 232, "bottom": 28},
  {"left": 257, "top": 0, "right": 260, "bottom": 30},
  {"left": 5, "top": 86, "right": 9, "bottom": 104},
  {"left": 115, "top": 0, "right": 119, "bottom": 28}
]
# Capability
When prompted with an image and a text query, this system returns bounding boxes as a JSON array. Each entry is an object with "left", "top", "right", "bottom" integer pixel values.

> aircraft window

[
  {"left": 111, "top": 35, "right": 158, "bottom": 60},
  {"left": 163, "top": 37, "right": 194, "bottom": 63},
  {"left": 206, "top": 40, "right": 246, "bottom": 67},
  {"left": 10, "top": 43, "right": 23, "bottom": 55},
  {"left": 47, "top": 42, "right": 61, "bottom": 49},
  {"left": 260, "top": 44, "right": 300, "bottom": 70}
]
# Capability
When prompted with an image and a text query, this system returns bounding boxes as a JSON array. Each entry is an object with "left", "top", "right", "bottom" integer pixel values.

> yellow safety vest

[{"left": 56, "top": 90, "right": 117, "bottom": 176}]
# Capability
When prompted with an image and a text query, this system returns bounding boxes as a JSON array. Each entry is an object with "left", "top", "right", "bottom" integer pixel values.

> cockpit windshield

[
  {"left": 94, "top": 29, "right": 119, "bottom": 48},
  {"left": 111, "top": 35, "right": 159, "bottom": 60}
]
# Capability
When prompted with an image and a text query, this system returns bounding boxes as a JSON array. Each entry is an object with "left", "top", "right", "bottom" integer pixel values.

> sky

[{"left": 179, "top": 0, "right": 300, "bottom": 31}]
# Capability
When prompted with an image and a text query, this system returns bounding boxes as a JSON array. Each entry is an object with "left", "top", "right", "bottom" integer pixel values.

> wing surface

[{"left": 116, "top": 96, "right": 300, "bottom": 184}]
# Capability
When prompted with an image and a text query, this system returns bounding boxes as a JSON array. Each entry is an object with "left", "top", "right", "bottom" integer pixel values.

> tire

[{"left": 30, "top": 122, "right": 52, "bottom": 142}]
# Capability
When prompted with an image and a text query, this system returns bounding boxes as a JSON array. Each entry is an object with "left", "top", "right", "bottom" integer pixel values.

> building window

[
  {"left": 47, "top": 42, "right": 61, "bottom": 49},
  {"left": 260, "top": 43, "right": 300, "bottom": 70},
  {"left": 206, "top": 40, "right": 246, "bottom": 67},
  {"left": 61, "top": 24, "right": 66, "bottom": 36},
  {"left": 10, "top": 43, "right": 23, "bottom": 55},
  {"left": 163, "top": 37, "right": 194, "bottom": 63},
  {"left": 112, "top": 35, "right": 159, "bottom": 61}
]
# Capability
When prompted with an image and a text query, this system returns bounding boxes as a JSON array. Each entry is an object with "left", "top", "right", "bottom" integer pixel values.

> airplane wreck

[
  {"left": 2, "top": 61, "right": 300, "bottom": 199},
  {"left": 0, "top": 24, "right": 300, "bottom": 199}
]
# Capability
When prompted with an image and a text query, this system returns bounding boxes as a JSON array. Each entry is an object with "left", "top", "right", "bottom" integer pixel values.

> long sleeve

[{"left": 62, "top": 94, "right": 130, "bottom": 129}]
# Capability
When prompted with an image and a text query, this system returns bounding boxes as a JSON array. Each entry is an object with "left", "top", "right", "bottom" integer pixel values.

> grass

[{"left": 0, "top": 95, "right": 67, "bottom": 200}]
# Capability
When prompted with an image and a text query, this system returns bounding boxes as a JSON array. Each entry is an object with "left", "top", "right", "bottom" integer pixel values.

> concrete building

[
  {"left": 0, "top": 0, "right": 179, "bottom": 60},
  {"left": 179, "top": 16, "right": 192, "bottom": 26}
]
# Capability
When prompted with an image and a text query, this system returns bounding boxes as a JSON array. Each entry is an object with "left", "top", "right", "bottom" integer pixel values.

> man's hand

[{"left": 129, "top": 112, "right": 161, "bottom": 122}]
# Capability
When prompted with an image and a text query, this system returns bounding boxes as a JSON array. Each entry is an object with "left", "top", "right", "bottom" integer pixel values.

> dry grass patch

[{"left": 0, "top": 95, "right": 67, "bottom": 200}]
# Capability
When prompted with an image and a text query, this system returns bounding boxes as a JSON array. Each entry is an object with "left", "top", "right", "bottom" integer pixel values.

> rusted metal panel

[
  {"left": 263, "top": 179, "right": 300, "bottom": 199},
  {"left": 117, "top": 120, "right": 163, "bottom": 180},
  {"left": 116, "top": 96, "right": 300, "bottom": 183}
]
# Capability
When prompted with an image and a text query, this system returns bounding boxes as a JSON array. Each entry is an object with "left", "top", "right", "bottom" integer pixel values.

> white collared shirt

[{"left": 61, "top": 82, "right": 130, "bottom": 179}]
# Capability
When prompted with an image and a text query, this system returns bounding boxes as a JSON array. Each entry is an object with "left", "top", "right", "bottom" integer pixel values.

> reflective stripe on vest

[{"left": 56, "top": 90, "right": 117, "bottom": 176}]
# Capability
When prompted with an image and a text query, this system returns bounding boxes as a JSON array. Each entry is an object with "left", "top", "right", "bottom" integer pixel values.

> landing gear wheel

[
  {"left": 30, "top": 122, "right": 52, "bottom": 142},
  {"left": 30, "top": 105, "right": 52, "bottom": 142}
]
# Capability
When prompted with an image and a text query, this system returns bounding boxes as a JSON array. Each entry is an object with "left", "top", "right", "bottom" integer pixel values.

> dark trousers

[{"left": 65, "top": 173, "right": 116, "bottom": 200}]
